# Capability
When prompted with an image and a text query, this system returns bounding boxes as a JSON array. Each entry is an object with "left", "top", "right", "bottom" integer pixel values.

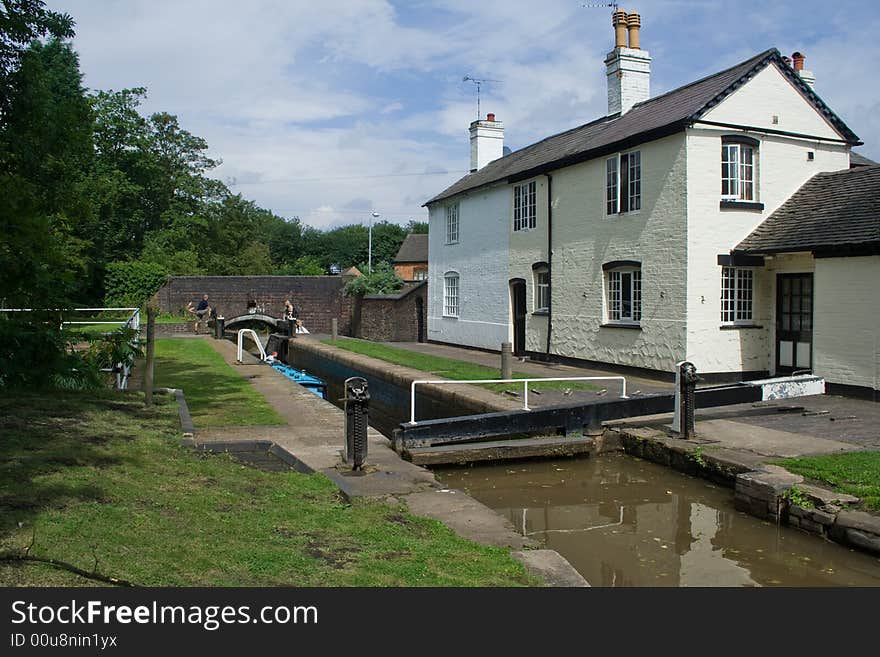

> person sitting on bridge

[{"left": 187, "top": 294, "right": 211, "bottom": 333}]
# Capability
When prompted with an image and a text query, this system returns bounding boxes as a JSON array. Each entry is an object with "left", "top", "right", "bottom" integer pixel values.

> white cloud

[{"left": 48, "top": 0, "right": 880, "bottom": 233}]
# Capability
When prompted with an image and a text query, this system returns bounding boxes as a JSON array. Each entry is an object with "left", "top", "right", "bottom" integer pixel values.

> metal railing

[
  {"left": 1, "top": 306, "right": 140, "bottom": 389},
  {"left": 408, "top": 376, "right": 627, "bottom": 424},
  {"left": 236, "top": 328, "right": 267, "bottom": 363}
]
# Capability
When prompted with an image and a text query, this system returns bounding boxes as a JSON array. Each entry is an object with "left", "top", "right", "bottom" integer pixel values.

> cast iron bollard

[
  {"left": 343, "top": 377, "right": 369, "bottom": 470},
  {"left": 675, "top": 361, "right": 698, "bottom": 439},
  {"left": 214, "top": 316, "right": 225, "bottom": 340}
]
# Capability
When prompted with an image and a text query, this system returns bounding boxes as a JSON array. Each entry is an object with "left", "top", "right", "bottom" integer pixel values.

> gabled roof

[
  {"left": 735, "top": 165, "right": 880, "bottom": 256},
  {"left": 393, "top": 233, "right": 428, "bottom": 263},
  {"left": 425, "top": 48, "right": 861, "bottom": 206},
  {"left": 850, "top": 151, "right": 878, "bottom": 168}
]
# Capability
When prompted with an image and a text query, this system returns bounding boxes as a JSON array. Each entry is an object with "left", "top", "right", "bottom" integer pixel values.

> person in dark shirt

[{"left": 187, "top": 294, "right": 211, "bottom": 333}]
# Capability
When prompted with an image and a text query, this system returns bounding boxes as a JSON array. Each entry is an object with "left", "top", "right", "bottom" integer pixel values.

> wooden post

[
  {"left": 331, "top": 317, "right": 338, "bottom": 341},
  {"left": 144, "top": 307, "right": 156, "bottom": 407},
  {"left": 501, "top": 342, "right": 512, "bottom": 380}
]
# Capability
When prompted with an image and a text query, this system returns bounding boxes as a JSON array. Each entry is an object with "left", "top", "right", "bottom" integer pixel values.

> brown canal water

[
  {"left": 282, "top": 348, "right": 880, "bottom": 587},
  {"left": 437, "top": 454, "right": 880, "bottom": 586}
]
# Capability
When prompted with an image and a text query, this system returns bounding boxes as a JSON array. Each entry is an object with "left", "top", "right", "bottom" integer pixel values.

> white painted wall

[
  {"left": 550, "top": 133, "right": 689, "bottom": 371},
  {"left": 684, "top": 125, "right": 849, "bottom": 374},
  {"left": 427, "top": 183, "right": 510, "bottom": 350},
  {"left": 813, "top": 256, "right": 880, "bottom": 391},
  {"left": 701, "top": 63, "right": 843, "bottom": 140},
  {"left": 507, "top": 176, "right": 550, "bottom": 353}
]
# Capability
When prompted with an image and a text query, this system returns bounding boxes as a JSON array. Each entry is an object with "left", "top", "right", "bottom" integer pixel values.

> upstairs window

[
  {"left": 513, "top": 181, "right": 536, "bottom": 231},
  {"left": 412, "top": 267, "right": 427, "bottom": 281},
  {"left": 443, "top": 272, "right": 459, "bottom": 317},
  {"left": 604, "top": 263, "right": 642, "bottom": 323},
  {"left": 606, "top": 150, "right": 641, "bottom": 214},
  {"left": 721, "top": 267, "right": 754, "bottom": 323},
  {"left": 721, "top": 136, "right": 758, "bottom": 201},
  {"left": 445, "top": 203, "right": 459, "bottom": 244}
]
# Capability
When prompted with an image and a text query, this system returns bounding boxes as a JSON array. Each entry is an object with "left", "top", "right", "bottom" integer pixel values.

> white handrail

[
  {"left": 408, "top": 375, "right": 627, "bottom": 424},
  {"left": 236, "top": 329, "right": 267, "bottom": 363}
]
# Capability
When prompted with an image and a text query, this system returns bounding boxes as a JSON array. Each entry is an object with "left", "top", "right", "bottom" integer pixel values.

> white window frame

[
  {"left": 445, "top": 203, "right": 459, "bottom": 244},
  {"left": 412, "top": 267, "right": 428, "bottom": 281},
  {"left": 606, "top": 150, "right": 641, "bottom": 215},
  {"left": 721, "top": 142, "right": 757, "bottom": 201},
  {"left": 721, "top": 267, "right": 754, "bottom": 324},
  {"left": 534, "top": 267, "right": 550, "bottom": 312},
  {"left": 606, "top": 267, "right": 642, "bottom": 324},
  {"left": 513, "top": 181, "right": 537, "bottom": 231},
  {"left": 443, "top": 272, "right": 459, "bottom": 318}
]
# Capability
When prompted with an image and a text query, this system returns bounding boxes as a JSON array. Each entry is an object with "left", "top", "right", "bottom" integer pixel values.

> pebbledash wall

[
  {"left": 428, "top": 181, "right": 511, "bottom": 350},
  {"left": 152, "top": 275, "right": 356, "bottom": 335}
]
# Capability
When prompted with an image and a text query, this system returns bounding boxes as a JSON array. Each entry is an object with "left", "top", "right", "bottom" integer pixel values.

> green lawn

[
  {"left": 322, "top": 338, "right": 598, "bottom": 393},
  {"left": 153, "top": 338, "right": 285, "bottom": 427},
  {"left": 0, "top": 392, "right": 535, "bottom": 586},
  {"left": 776, "top": 452, "right": 880, "bottom": 511}
]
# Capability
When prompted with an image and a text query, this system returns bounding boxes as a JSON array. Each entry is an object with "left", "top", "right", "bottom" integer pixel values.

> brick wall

[
  {"left": 152, "top": 276, "right": 356, "bottom": 335},
  {"left": 394, "top": 263, "right": 427, "bottom": 281},
  {"left": 354, "top": 282, "right": 427, "bottom": 342}
]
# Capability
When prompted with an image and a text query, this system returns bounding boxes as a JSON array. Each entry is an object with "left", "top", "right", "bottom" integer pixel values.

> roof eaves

[{"left": 690, "top": 48, "right": 861, "bottom": 145}]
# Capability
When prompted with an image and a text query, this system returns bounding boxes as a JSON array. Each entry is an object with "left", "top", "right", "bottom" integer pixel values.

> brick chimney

[
  {"left": 605, "top": 10, "right": 651, "bottom": 115},
  {"left": 791, "top": 51, "right": 815, "bottom": 88},
  {"left": 469, "top": 112, "right": 504, "bottom": 172}
]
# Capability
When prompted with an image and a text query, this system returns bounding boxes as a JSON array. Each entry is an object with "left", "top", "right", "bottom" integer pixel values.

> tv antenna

[{"left": 462, "top": 76, "right": 501, "bottom": 120}]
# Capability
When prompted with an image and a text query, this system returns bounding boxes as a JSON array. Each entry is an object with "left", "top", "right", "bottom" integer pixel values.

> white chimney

[
  {"left": 469, "top": 113, "right": 504, "bottom": 172},
  {"left": 605, "top": 10, "right": 651, "bottom": 115}
]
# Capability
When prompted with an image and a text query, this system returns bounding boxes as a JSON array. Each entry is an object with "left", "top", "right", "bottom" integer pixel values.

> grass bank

[
  {"left": 153, "top": 338, "right": 285, "bottom": 427},
  {"left": 776, "top": 451, "right": 880, "bottom": 512},
  {"left": 0, "top": 390, "right": 535, "bottom": 587},
  {"left": 322, "top": 338, "right": 598, "bottom": 393}
]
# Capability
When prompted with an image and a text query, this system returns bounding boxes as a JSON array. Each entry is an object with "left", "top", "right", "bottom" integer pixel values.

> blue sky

[{"left": 51, "top": 0, "right": 880, "bottom": 228}]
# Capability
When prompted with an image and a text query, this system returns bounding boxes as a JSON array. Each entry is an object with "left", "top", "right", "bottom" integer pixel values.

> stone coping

[{"left": 612, "top": 426, "right": 880, "bottom": 556}]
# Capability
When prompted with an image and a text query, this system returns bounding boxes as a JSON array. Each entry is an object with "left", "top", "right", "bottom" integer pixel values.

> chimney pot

[
  {"left": 792, "top": 51, "right": 805, "bottom": 71},
  {"left": 487, "top": 113, "right": 495, "bottom": 122},
  {"left": 613, "top": 9, "right": 628, "bottom": 49},
  {"left": 782, "top": 56, "right": 792, "bottom": 66},
  {"left": 626, "top": 12, "right": 641, "bottom": 49}
]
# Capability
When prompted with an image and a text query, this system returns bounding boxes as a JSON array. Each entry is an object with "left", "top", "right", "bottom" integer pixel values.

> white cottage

[{"left": 425, "top": 11, "right": 875, "bottom": 395}]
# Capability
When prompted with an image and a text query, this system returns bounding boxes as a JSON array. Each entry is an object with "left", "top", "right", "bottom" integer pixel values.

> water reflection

[{"left": 437, "top": 454, "right": 880, "bottom": 587}]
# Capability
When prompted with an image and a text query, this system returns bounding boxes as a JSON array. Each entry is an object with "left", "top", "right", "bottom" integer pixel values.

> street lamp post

[{"left": 369, "top": 212, "right": 379, "bottom": 274}]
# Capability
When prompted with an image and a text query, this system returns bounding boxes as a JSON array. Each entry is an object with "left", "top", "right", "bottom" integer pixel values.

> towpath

[{"left": 185, "top": 335, "right": 588, "bottom": 587}]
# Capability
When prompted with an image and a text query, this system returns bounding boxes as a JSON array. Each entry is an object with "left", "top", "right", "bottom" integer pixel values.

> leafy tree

[
  {"left": 279, "top": 255, "right": 325, "bottom": 275},
  {"left": 406, "top": 220, "right": 428, "bottom": 234},
  {"left": 0, "top": 0, "right": 74, "bottom": 113}
]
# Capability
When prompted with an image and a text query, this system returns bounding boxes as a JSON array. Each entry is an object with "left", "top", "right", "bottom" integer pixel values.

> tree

[
  {"left": 0, "top": 0, "right": 74, "bottom": 113},
  {"left": 406, "top": 220, "right": 428, "bottom": 234},
  {"left": 0, "top": 38, "right": 93, "bottom": 307}
]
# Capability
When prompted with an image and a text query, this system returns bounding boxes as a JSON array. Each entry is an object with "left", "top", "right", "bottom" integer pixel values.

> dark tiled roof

[
  {"left": 850, "top": 151, "right": 878, "bottom": 167},
  {"left": 393, "top": 233, "right": 428, "bottom": 263},
  {"left": 426, "top": 48, "right": 860, "bottom": 205},
  {"left": 736, "top": 165, "right": 880, "bottom": 255}
]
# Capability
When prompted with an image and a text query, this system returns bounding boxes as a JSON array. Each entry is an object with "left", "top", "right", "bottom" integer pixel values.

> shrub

[
  {"left": 343, "top": 263, "right": 404, "bottom": 296},
  {"left": 104, "top": 260, "right": 169, "bottom": 307}
]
